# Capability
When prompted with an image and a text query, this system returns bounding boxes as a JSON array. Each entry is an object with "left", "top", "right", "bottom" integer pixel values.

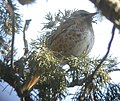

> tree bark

[
  {"left": 90, "top": 0, "right": 120, "bottom": 29},
  {"left": 0, "top": 60, "right": 33, "bottom": 101}
]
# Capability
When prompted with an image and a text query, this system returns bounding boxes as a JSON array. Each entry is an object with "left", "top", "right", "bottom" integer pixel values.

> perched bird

[
  {"left": 46, "top": 10, "right": 97, "bottom": 58},
  {"left": 21, "top": 10, "right": 97, "bottom": 92}
]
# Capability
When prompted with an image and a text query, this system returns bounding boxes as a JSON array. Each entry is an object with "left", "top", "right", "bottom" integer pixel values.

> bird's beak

[
  {"left": 88, "top": 12, "right": 98, "bottom": 17},
  {"left": 84, "top": 12, "right": 98, "bottom": 21}
]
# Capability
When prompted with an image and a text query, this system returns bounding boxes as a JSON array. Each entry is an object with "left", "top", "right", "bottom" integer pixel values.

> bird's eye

[{"left": 80, "top": 13, "right": 89, "bottom": 17}]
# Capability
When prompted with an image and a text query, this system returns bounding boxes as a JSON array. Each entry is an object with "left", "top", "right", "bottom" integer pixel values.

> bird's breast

[{"left": 47, "top": 22, "right": 94, "bottom": 57}]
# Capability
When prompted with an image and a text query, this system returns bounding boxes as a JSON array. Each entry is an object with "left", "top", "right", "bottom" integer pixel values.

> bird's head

[{"left": 71, "top": 10, "right": 98, "bottom": 22}]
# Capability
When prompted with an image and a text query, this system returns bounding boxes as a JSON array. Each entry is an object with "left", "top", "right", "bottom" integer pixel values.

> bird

[
  {"left": 21, "top": 10, "right": 97, "bottom": 93},
  {"left": 46, "top": 10, "right": 97, "bottom": 58}
]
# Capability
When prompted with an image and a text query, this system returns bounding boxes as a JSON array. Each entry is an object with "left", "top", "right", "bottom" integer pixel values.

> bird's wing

[{"left": 46, "top": 18, "right": 75, "bottom": 47}]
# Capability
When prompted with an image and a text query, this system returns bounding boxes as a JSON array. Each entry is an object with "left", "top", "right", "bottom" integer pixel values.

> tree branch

[
  {"left": 89, "top": 0, "right": 120, "bottom": 29},
  {"left": 0, "top": 60, "right": 22, "bottom": 97},
  {"left": 93, "top": 25, "right": 116, "bottom": 75},
  {"left": 0, "top": 60, "right": 33, "bottom": 101},
  {"left": 23, "top": 19, "right": 31, "bottom": 55},
  {"left": 6, "top": 0, "right": 15, "bottom": 69}
]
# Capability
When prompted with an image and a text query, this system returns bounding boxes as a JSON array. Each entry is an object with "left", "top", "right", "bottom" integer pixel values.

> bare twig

[
  {"left": 9, "top": 87, "right": 13, "bottom": 95},
  {"left": 10, "top": 15, "right": 15, "bottom": 69},
  {"left": 6, "top": 0, "right": 15, "bottom": 69},
  {"left": 23, "top": 19, "right": 31, "bottom": 55},
  {"left": 93, "top": 25, "right": 116, "bottom": 75}
]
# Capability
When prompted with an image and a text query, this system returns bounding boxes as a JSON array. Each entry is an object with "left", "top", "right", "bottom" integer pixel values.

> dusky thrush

[{"left": 46, "top": 10, "right": 97, "bottom": 58}]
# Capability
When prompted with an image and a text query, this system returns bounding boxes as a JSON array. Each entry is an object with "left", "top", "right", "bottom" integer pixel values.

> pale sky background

[{"left": 0, "top": 0, "right": 120, "bottom": 101}]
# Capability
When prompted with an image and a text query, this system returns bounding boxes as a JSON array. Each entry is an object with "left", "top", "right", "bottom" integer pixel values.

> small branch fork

[{"left": 6, "top": 0, "right": 31, "bottom": 69}]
